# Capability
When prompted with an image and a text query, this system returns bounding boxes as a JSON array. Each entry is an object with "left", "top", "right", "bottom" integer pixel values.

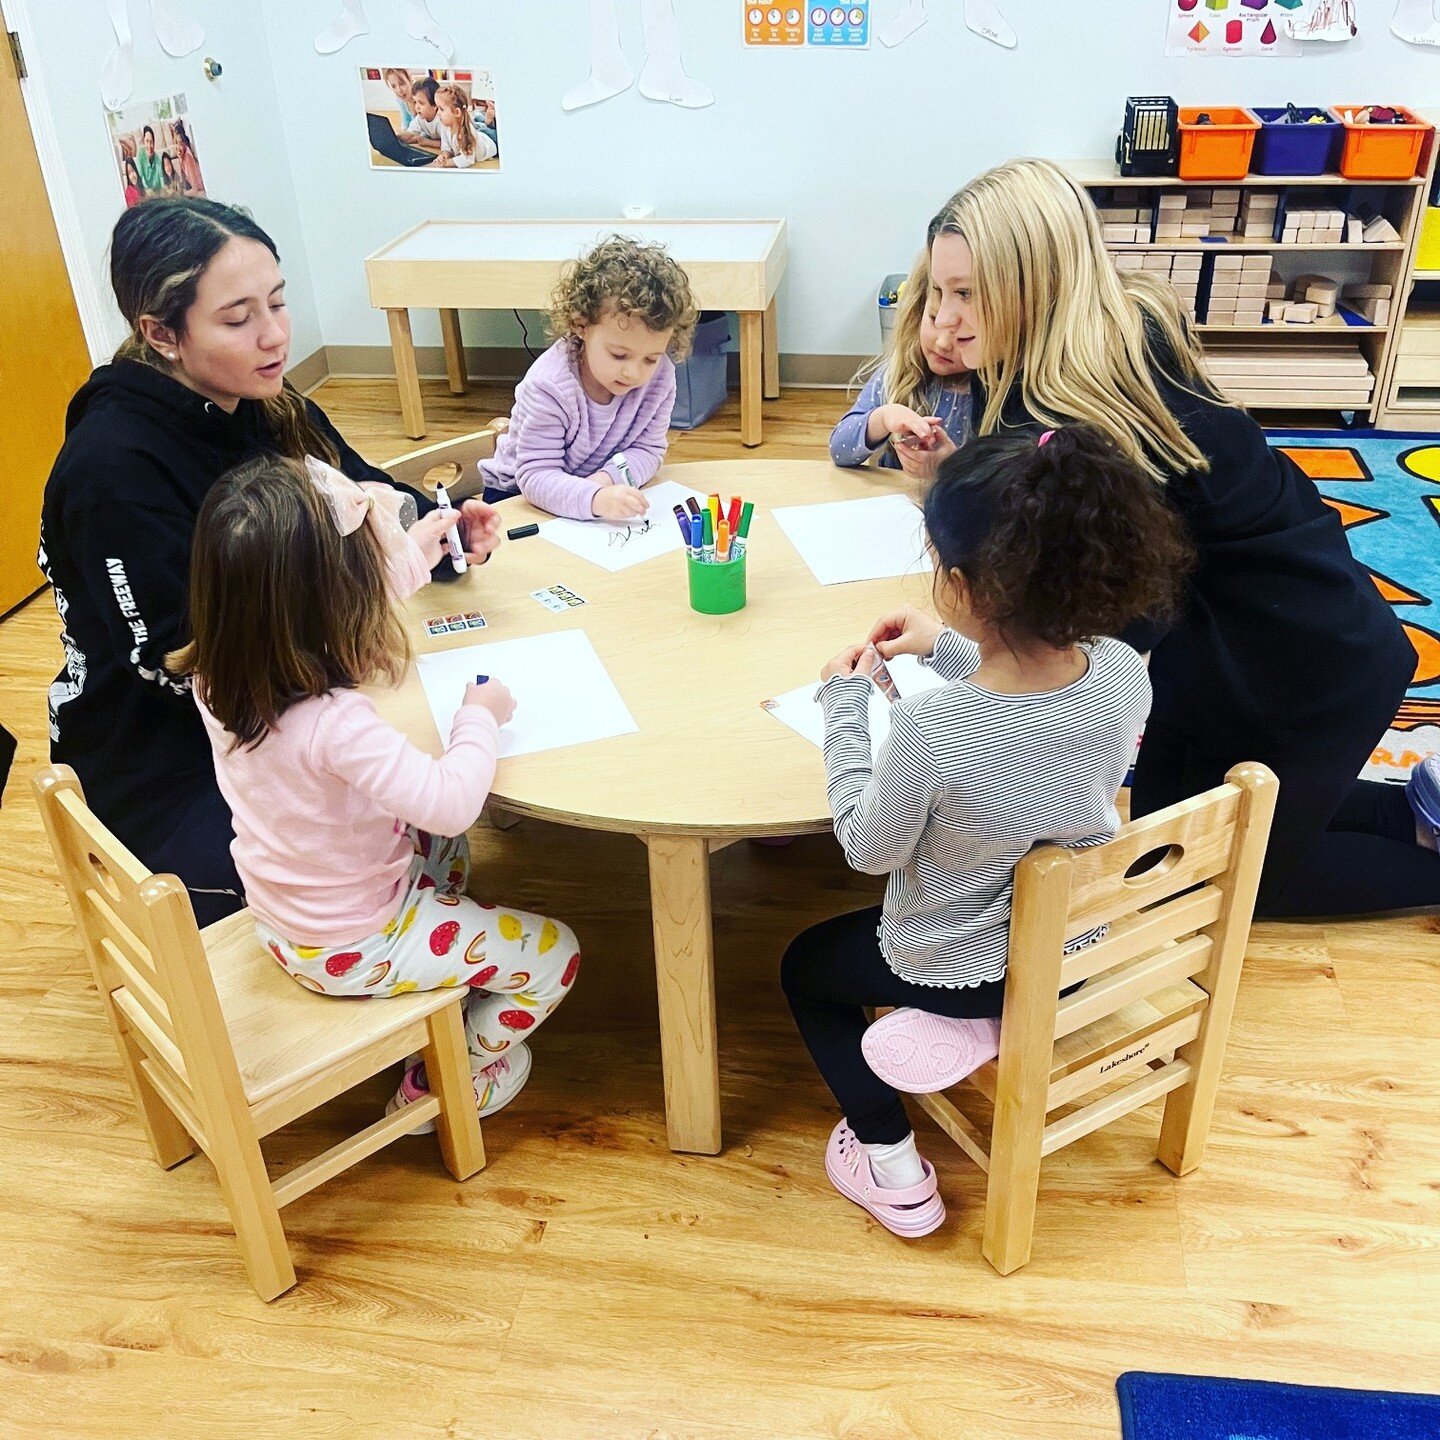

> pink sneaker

[
  {"left": 385, "top": 1042, "right": 533, "bottom": 1133},
  {"left": 862, "top": 1010, "right": 1001, "bottom": 1094},
  {"left": 824, "top": 1120, "right": 945, "bottom": 1238}
]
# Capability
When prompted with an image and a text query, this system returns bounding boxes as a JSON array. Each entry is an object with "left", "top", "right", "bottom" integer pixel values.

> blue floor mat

[{"left": 1116, "top": 1371, "right": 1440, "bottom": 1440}]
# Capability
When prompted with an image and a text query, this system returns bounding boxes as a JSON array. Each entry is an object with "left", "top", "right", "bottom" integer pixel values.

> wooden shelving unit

[
  {"left": 1379, "top": 106, "right": 1440, "bottom": 430},
  {"left": 1063, "top": 155, "right": 1439, "bottom": 424}
]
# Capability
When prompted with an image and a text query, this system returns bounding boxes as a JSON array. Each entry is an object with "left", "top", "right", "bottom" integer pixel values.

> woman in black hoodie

[
  {"left": 911, "top": 159, "right": 1438, "bottom": 917},
  {"left": 40, "top": 198, "right": 502, "bottom": 924}
]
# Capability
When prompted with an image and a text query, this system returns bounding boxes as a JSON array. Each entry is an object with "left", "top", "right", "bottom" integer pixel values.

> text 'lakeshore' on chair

[
  {"left": 32, "top": 764, "right": 487, "bottom": 1301},
  {"left": 903, "top": 762, "right": 1278, "bottom": 1275}
]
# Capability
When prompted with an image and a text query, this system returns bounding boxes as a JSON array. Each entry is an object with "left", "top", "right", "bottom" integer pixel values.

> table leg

[
  {"left": 738, "top": 310, "right": 764, "bottom": 448},
  {"left": 645, "top": 834, "right": 721, "bottom": 1154},
  {"left": 386, "top": 308, "right": 426, "bottom": 439},
  {"left": 439, "top": 308, "right": 469, "bottom": 395},
  {"left": 762, "top": 297, "right": 780, "bottom": 401}
]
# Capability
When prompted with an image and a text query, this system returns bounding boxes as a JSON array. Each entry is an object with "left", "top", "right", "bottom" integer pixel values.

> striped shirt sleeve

[{"left": 820, "top": 675, "right": 941, "bottom": 876}]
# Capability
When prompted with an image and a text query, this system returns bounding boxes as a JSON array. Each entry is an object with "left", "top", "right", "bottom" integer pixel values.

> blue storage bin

[
  {"left": 670, "top": 311, "right": 729, "bottom": 430},
  {"left": 1251, "top": 107, "right": 1342, "bottom": 175}
]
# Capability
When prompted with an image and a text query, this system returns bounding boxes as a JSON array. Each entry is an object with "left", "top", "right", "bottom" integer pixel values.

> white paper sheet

[
  {"left": 761, "top": 654, "right": 945, "bottom": 761},
  {"left": 415, "top": 630, "right": 637, "bottom": 759},
  {"left": 771, "top": 493, "right": 932, "bottom": 586},
  {"left": 538, "top": 480, "right": 709, "bottom": 572}
]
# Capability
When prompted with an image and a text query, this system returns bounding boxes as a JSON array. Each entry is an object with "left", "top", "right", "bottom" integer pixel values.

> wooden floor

[{"left": 2, "top": 379, "right": 1438, "bottom": 1438}]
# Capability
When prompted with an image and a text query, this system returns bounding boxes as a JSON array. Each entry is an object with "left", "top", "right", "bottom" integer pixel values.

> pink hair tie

[{"left": 1038, "top": 429, "right": 1056, "bottom": 447}]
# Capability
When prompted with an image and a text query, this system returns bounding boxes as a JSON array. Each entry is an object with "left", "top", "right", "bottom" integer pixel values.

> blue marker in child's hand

[{"left": 475, "top": 674, "right": 489, "bottom": 684}]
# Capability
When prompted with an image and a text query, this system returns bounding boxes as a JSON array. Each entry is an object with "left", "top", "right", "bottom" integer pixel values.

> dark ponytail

[
  {"left": 923, "top": 424, "right": 1192, "bottom": 648},
  {"left": 109, "top": 197, "right": 338, "bottom": 465}
]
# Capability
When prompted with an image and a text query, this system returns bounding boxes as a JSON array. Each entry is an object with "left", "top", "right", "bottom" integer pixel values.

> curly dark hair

[
  {"left": 550, "top": 233, "right": 699, "bottom": 360},
  {"left": 924, "top": 424, "right": 1193, "bottom": 649}
]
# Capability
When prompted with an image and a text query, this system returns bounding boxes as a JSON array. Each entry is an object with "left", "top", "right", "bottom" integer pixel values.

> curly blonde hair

[{"left": 550, "top": 234, "right": 699, "bottom": 361}]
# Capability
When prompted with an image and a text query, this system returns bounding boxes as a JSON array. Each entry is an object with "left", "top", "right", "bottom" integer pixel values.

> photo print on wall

[
  {"left": 360, "top": 66, "right": 500, "bottom": 170},
  {"left": 107, "top": 92, "right": 207, "bottom": 211}
]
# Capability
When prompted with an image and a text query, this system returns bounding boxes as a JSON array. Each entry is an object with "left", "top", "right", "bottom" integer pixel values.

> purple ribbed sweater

[{"left": 479, "top": 341, "right": 676, "bottom": 519}]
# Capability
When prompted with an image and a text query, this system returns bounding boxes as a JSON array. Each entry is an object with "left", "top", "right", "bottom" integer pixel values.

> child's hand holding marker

[
  {"left": 864, "top": 403, "right": 942, "bottom": 453},
  {"left": 408, "top": 503, "right": 466, "bottom": 569},
  {"left": 464, "top": 674, "right": 516, "bottom": 726},
  {"left": 868, "top": 604, "right": 944, "bottom": 660},
  {"left": 894, "top": 425, "right": 957, "bottom": 482},
  {"left": 821, "top": 643, "right": 879, "bottom": 683},
  {"left": 592, "top": 483, "right": 649, "bottom": 522}
]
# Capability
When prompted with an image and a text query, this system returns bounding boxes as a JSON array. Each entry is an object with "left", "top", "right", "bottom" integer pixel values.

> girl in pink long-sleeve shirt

[
  {"left": 480, "top": 234, "right": 699, "bottom": 521},
  {"left": 170, "top": 455, "right": 580, "bottom": 1127}
]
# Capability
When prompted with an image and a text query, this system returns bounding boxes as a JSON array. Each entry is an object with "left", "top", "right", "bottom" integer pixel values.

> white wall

[
  {"left": 22, "top": 1, "right": 1439, "bottom": 365},
  {"left": 15, "top": 0, "right": 322, "bottom": 363}
]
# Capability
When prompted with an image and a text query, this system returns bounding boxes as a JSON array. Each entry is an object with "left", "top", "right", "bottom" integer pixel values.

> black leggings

[
  {"left": 1131, "top": 719, "right": 1439, "bottom": 919},
  {"left": 781, "top": 906, "right": 1006, "bottom": 1146}
]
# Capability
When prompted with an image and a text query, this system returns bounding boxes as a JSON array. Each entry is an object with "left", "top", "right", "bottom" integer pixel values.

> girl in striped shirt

[{"left": 782, "top": 424, "right": 1190, "bottom": 1238}]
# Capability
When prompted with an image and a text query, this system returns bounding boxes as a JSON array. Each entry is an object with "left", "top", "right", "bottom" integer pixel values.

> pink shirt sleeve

[
  {"left": 512, "top": 375, "right": 607, "bottom": 521},
  {"left": 311, "top": 691, "right": 501, "bottom": 838}
]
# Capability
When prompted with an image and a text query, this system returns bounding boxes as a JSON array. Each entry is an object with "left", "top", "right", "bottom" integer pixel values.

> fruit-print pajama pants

[{"left": 256, "top": 829, "right": 580, "bottom": 1061}]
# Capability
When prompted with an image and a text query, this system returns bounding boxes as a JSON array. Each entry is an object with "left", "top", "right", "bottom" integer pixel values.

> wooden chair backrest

[
  {"left": 33, "top": 765, "right": 249, "bottom": 1138},
  {"left": 381, "top": 422, "right": 505, "bottom": 501},
  {"left": 999, "top": 761, "right": 1278, "bottom": 1065}
]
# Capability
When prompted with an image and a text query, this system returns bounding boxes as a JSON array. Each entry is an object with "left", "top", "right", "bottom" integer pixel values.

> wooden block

[
  {"left": 1352, "top": 297, "right": 1392, "bottom": 324},
  {"left": 1172, "top": 253, "right": 1203, "bottom": 271},
  {"left": 1238, "top": 281, "right": 1269, "bottom": 298},
  {"left": 1346, "top": 283, "right": 1393, "bottom": 300},
  {"left": 1363, "top": 215, "right": 1400, "bottom": 243},
  {"left": 1210, "top": 283, "right": 1241, "bottom": 300},
  {"left": 1181, "top": 222, "right": 1210, "bottom": 237},
  {"left": 1155, "top": 226, "right": 1183, "bottom": 240},
  {"left": 1265, "top": 300, "right": 1290, "bottom": 321},
  {"left": 1347, "top": 217, "right": 1363, "bottom": 242},
  {"left": 1214, "top": 254, "right": 1245, "bottom": 270},
  {"left": 1297, "top": 229, "right": 1315, "bottom": 244},
  {"left": 1286, "top": 301, "right": 1318, "bottom": 323},
  {"left": 1290, "top": 209, "right": 1315, "bottom": 228},
  {"left": 1142, "top": 253, "right": 1174, "bottom": 269},
  {"left": 1113, "top": 253, "right": 1145, "bottom": 271},
  {"left": 1104, "top": 224, "right": 1136, "bottom": 242},
  {"left": 1282, "top": 228, "right": 1299, "bottom": 243},
  {"left": 1302, "top": 279, "right": 1340, "bottom": 306},
  {"left": 1158, "top": 192, "right": 1186, "bottom": 210}
]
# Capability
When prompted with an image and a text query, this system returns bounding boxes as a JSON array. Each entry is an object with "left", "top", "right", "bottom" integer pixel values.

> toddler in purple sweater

[{"left": 480, "top": 234, "right": 699, "bottom": 521}]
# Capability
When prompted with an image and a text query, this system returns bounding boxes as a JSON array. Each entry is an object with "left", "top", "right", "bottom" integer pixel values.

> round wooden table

[{"left": 372, "top": 459, "right": 932, "bottom": 1153}]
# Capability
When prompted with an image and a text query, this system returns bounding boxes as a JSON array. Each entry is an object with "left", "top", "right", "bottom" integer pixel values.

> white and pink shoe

[
  {"left": 862, "top": 1010, "right": 1001, "bottom": 1094},
  {"left": 385, "top": 1042, "right": 532, "bottom": 1133}
]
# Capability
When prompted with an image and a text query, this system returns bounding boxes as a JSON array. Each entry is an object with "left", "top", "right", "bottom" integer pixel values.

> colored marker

[
  {"left": 672, "top": 504, "right": 692, "bottom": 543},
  {"left": 726, "top": 495, "right": 742, "bottom": 536},
  {"left": 707, "top": 493, "right": 721, "bottom": 534},
  {"left": 434, "top": 480, "right": 467, "bottom": 574},
  {"left": 685, "top": 496, "right": 702, "bottom": 520},
  {"left": 717, "top": 519, "right": 732, "bottom": 562},
  {"left": 507, "top": 522, "right": 539, "bottom": 540},
  {"left": 475, "top": 674, "right": 489, "bottom": 684},
  {"left": 732, "top": 500, "right": 755, "bottom": 558},
  {"left": 613, "top": 452, "right": 635, "bottom": 487},
  {"left": 689, "top": 515, "right": 703, "bottom": 560},
  {"left": 701, "top": 508, "right": 715, "bottom": 563}
]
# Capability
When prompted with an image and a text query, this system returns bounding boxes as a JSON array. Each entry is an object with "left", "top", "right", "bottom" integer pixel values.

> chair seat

[{"left": 201, "top": 910, "right": 466, "bottom": 1107}]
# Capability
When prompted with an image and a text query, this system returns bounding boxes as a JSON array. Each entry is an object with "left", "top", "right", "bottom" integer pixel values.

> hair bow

[{"left": 304, "top": 455, "right": 373, "bottom": 536}]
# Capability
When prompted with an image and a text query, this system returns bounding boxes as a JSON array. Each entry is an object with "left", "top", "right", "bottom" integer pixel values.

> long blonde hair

[
  {"left": 436, "top": 85, "right": 476, "bottom": 157},
  {"left": 930, "top": 158, "right": 1226, "bottom": 480}
]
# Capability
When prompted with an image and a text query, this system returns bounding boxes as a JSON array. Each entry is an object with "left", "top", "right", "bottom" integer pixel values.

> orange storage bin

[
  {"left": 1177, "top": 106, "right": 1260, "bottom": 181},
  {"left": 1332, "top": 105, "right": 1432, "bottom": 180}
]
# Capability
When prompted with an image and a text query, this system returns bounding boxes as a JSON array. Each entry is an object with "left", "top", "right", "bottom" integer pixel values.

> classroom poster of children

[
  {"left": 107, "top": 93, "right": 207, "bottom": 210},
  {"left": 359, "top": 67, "right": 501, "bottom": 171}
]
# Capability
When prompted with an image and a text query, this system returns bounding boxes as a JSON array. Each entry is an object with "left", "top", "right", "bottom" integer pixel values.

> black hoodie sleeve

[{"left": 58, "top": 450, "right": 197, "bottom": 710}]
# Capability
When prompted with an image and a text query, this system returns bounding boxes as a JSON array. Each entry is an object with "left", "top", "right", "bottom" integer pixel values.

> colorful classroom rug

[
  {"left": 1115, "top": 1371, "right": 1440, "bottom": 1439},
  {"left": 1266, "top": 430, "right": 1440, "bottom": 782}
]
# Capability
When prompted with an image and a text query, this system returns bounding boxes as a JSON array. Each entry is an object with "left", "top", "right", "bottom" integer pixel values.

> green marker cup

[{"left": 687, "top": 552, "right": 747, "bottom": 615}]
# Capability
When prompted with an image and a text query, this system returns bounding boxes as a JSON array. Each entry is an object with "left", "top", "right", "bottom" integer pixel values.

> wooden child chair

[
  {"left": 906, "top": 762, "right": 1277, "bottom": 1275},
  {"left": 381, "top": 419, "right": 508, "bottom": 501},
  {"left": 32, "top": 765, "right": 487, "bottom": 1301}
]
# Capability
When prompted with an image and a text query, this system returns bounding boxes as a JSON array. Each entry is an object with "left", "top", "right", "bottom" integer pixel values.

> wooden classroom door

[{"left": 0, "top": 14, "right": 92, "bottom": 615}]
